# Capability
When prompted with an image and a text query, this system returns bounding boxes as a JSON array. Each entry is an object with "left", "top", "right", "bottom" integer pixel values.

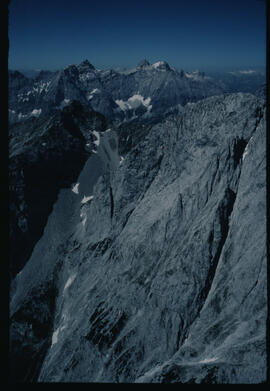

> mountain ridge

[
  {"left": 8, "top": 59, "right": 265, "bottom": 126},
  {"left": 9, "top": 90, "right": 266, "bottom": 383}
]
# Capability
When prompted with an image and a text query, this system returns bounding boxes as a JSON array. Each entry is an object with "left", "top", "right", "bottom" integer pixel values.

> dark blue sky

[{"left": 8, "top": 0, "right": 266, "bottom": 71}]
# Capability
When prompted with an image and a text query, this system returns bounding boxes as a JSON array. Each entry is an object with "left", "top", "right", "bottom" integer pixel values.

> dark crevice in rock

[
  {"left": 113, "top": 329, "right": 136, "bottom": 358},
  {"left": 89, "top": 237, "right": 113, "bottom": 256},
  {"left": 176, "top": 316, "right": 185, "bottom": 351},
  {"left": 122, "top": 208, "right": 135, "bottom": 230},
  {"left": 233, "top": 138, "right": 247, "bottom": 169},
  {"left": 209, "top": 156, "right": 220, "bottom": 196},
  {"left": 176, "top": 188, "right": 237, "bottom": 352},
  {"left": 198, "top": 187, "right": 236, "bottom": 307},
  {"left": 85, "top": 309, "right": 128, "bottom": 351}
]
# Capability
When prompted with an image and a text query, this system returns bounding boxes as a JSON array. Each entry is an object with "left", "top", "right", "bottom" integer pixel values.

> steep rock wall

[{"left": 10, "top": 93, "right": 266, "bottom": 383}]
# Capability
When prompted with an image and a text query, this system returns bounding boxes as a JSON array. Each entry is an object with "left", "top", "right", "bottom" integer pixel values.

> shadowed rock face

[
  {"left": 9, "top": 101, "right": 107, "bottom": 278},
  {"left": 9, "top": 92, "right": 266, "bottom": 383}
]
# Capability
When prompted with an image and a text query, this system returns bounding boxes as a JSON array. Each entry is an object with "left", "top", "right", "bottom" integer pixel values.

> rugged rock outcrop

[
  {"left": 9, "top": 92, "right": 266, "bottom": 383},
  {"left": 9, "top": 101, "right": 107, "bottom": 278}
]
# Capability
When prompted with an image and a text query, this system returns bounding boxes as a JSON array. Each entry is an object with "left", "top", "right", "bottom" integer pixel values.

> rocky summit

[
  {"left": 8, "top": 59, "right": 265, "bottom": 125},
  {"left": 9, "top": 60, "right": 266, "bottom": 384}
]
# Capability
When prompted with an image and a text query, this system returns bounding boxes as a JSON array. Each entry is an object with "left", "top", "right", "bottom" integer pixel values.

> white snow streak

[
  {"left": 242, "top": 147, "right": 249, "bottom": 160},
  {"left": 81, "top": 195, "right": 94, "bottom": 204},
  {"left": 87, "top": 88, "right": 100, "bottom": 100},
  {"left": 93, "top": 130, "right": 100, "bottom": 146},
  {"left": 198, "top": 357, "right": 218, "bottom": 364},
  {"left": 91, "top": 88, "right": 100, "bottom": 94},
  {"left": 82, "top": 217, "right": 87, "bottom": 226},
  {"left": 72, "top": 183, "right": 80, "bottom": 194},
  {"left": 63, "top": 274, "right": 76, "bottom": 291},
  {"left": 51, "top": 328, "right": 60, "bottom": 345}
]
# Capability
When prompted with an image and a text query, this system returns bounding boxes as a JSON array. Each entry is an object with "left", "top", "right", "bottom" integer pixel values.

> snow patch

[
  {"left": 242, "top": 148, "right": 248, "bottom": 160},
  {"left": 198, "top": 357, "right": 218, "bottom": 364},
  {"left": 51, "top": 313, "right": 68, "bottom": 347},
  {"left": 115, "top": 94, "right": 152, "bottom": 112},
  {"left": 242, "top": 136, "right": 254, "bottom": 161},
  {"left": 80, "top": 208, "right": 87, "bottom": 226},
  {"left": 82, "top": 217, "right": 87, "bottom": 226},
  {"left": 87, "top": 88, "right": 100, "bottom": 100},
  {"left": 51, "top": 328, "right": 60, "bottom": 345},
  {"left": 93, "top": 130, "right": 100, "bottom": 146},
  {"left": 71, "top": 183, "right": 79, "bottom": 194},
  {"left": 31, "top": 109, "right": 42, "bottom": 117},
  {"left": 60, "top": 99, "right": 70, "bottom": 108},
  {"left": 64, "top": 274, "right": 76, "bottom": 291},
  {"left": 81, "top": 195, "right": 94, "bottom": 204},
  {"left": 152, "top": 61, "right": 166, "bottom": 69},
  {"left": 119, "top": 156, "right": 125, "bottom": 165},
  {"left": 152, "top": 61, "right": 162, "bottom": 68}
]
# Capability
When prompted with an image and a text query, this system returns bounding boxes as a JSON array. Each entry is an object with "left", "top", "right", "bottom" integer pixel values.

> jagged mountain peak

[
  {"left": 136, "top": 59, "right": 151, "bottom": 69},
  {"left": 62, "top": 64, "right": 79, "bottom": 75},
  {"left": 77, "top": 59, "right": 96, "bottom": 71},
  {"left": 152, "top": 60, "right": 171, "bottom": 70}
]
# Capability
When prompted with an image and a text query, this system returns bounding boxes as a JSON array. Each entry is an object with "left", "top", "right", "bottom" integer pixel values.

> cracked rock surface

[{"left": 9, "top": 92, "right": 266, "bottom": 383}]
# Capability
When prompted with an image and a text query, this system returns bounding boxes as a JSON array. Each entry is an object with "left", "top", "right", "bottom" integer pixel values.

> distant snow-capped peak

[{"left": 152, "top": 61, "right": 171, "bottom": 70}]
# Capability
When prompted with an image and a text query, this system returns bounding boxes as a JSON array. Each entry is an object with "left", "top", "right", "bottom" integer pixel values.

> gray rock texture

[{"left": 9, "top": 92, "right": 266, "bottom": 383}]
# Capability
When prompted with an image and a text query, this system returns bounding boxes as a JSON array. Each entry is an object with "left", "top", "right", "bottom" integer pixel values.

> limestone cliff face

[{"left": 9, "top": 93, "right": 266, "bottom": 383}]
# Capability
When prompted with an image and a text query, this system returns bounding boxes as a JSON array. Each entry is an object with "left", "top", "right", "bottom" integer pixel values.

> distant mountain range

[{"left": 8, "top": 59, "right": 265, "bottom": 125}]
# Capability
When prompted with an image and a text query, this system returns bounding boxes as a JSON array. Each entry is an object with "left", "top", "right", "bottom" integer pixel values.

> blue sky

[{"left": 8, "top": 0, "right": 266, "bottom": 71}]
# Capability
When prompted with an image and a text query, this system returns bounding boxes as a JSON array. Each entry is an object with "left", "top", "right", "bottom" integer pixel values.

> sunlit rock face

[{"left": 9, "top": 92, "right": 266, "bottom": 383}]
